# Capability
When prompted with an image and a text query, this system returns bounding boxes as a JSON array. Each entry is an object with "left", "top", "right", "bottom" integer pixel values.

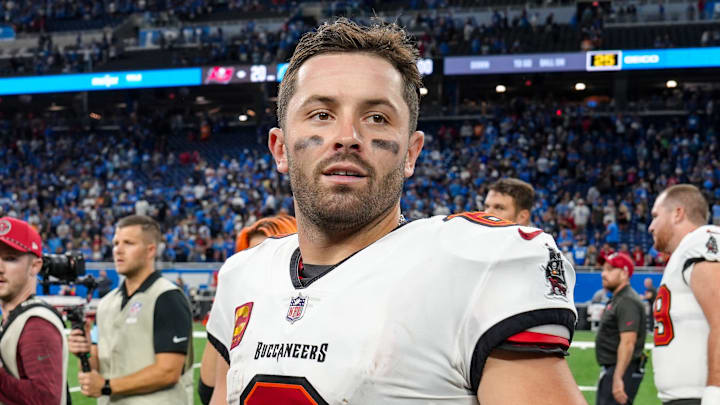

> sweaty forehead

[{"left": 292, "top": 53, "right": 406, "bottom": 107}]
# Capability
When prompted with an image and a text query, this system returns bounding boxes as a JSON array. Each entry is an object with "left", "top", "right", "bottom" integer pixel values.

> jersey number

[
  {"left": 240, "top": 375, "right": 328, "bottom": 405},
  {"left": 653, "top": 285, "right": 674, "bottom": 346}
]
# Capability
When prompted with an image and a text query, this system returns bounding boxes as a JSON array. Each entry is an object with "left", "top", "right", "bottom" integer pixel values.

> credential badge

[{"left": 286, "top": 293, "right": 308, "bottom": 324}]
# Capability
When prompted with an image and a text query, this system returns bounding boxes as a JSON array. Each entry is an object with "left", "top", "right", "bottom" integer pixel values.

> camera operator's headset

[{"left": 0, "top": 296, "right": 72, "bottom": 405}]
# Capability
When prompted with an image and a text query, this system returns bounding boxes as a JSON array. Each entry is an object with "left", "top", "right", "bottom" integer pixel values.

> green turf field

[
  {"left": 67, "top": 326, "right": 661, "bottom": 404},
  {"left": 569, "top": 331, "right": 660, "bottom": 404}
]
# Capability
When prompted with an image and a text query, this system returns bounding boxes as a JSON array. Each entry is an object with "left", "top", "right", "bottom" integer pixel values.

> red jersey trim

[{"left": 506, "top": 331, "right": 570, "bottom": 348}]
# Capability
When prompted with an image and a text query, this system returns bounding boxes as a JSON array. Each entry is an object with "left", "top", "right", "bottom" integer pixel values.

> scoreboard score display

[
  {"left": 586, "top": 50, "right": 622, "bottom": 71},
  {"left": 202, "top": 64, "right": 281, "bottom": 85}
]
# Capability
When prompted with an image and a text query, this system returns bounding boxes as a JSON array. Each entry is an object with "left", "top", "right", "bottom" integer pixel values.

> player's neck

[
  {"left": 296, "top": 205, "right": 402, "bottom": 265},
  {"left": 668, "top": 222, "right": 701, "bottom": 253}
]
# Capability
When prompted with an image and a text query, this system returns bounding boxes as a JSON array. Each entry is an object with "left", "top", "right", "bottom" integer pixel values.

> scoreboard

[
  {"left": 445, "top": 47, "right": 720, "bottom": 76},
  {"left": 202, "top": 64, "right": 281, "bottom": 85},
  {"left": 586, "top": 50, "right": 622, "bottom": 71}
]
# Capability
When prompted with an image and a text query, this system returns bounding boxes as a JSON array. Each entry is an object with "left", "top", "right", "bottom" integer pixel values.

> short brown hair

[
  {"left": 277, "top": 17, "right": 422, "bottom": 133},
  {"left": 660, "top": 184, "right": 709, "bottom": 225},
  {"left": 116, "top": 215, "right": 162, "bottom": 245},
  {"left": 488, "top": 178, "right": 535, "bottom": 213}
]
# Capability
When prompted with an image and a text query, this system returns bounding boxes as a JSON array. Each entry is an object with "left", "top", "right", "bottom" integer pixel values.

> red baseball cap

[
  {"left": 600, "top": 252, "right": 634, "bottom": 277},
  {"left": 0, "top": 217, "right": 42, "bottom": 257}
]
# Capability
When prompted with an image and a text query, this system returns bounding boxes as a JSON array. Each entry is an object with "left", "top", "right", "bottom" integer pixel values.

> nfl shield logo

[
  {"left": 129, "top": 302, "right": 143, "bottom": 316},
  {"left": 286, "top": 294, "right": 308, "bottom": 324}
]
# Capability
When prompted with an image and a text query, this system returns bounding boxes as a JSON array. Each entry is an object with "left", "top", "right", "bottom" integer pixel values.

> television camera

[{"left": 39, "top": 252, "right": 96, "bottom": 372}]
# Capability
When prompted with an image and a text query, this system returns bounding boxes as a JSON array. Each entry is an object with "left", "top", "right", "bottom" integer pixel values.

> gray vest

[
  {"left": 97, "top": 276, "right": 193, "bottom": 405},
  {"left": 0, "top": 298, "right": 68, "bottom": 405}
]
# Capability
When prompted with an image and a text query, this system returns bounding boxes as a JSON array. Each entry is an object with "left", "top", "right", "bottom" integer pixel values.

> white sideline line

[
  {"left": 71, "top": 363, "right": 202, "bottom": 393},
  {"left": 90, "top": 330, "right": 654, "bottom": 349},
  {"left": 571, "top": 341, "right": 654, "bottom": 350},
  {"left": 72, "top": 371, "right": 598, "bottom": 394},
  {"left": 68, "top": 334, "right": 642, "bottom": 394},
  {"left": 72, "top": 363, "right": 598, "bottom": 394},
  {"left": 65, "top": 330, "right": 208, "bottom": 338}
]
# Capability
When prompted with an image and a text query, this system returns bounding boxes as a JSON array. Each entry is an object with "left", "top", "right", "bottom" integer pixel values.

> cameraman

[
  {"left": 68, "top": 215, "right": 193, "bottom": 404},
  {"left": 0, "top": 217, "right": 69, "bottom": 405}
]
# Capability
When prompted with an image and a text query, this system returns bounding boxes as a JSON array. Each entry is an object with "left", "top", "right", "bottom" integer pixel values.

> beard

[
  {"left": 651, "top": 219, "right": 674, "bottom": 253},
  {"left": 652, "top": 229, "right": 670, "bottom": 253},
  {"left": 288, "top": 151, "right": 405, "bottom": 233},
  {"left": 601, "top": 277, "right": 618, "bottom": 291}
]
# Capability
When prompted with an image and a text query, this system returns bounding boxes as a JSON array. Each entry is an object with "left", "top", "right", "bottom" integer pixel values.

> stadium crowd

[
  {"left": 1, "top": 0, "right": 294, "bottom": 33},
  {"left": 2, "top": 0, "right": 715, "bottom": 77},
  {"left": 2, "top": 91, "right": 720, "bottom": 267}
]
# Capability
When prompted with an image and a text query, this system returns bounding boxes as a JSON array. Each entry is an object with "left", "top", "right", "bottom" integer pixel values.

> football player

[
  {"left": 207, "top": 18, "right": 586, "bottom": 405},
  {"left": 649, "top": 184, "right": 720, "bottom": 405},
  {"left": 483, "top": 178, "right": 534, "bottom": 226}
]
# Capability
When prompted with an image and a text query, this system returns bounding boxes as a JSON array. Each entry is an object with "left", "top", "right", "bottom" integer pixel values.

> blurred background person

[{"left": 483, "top": 178, "right": 534, "bottom": 226}]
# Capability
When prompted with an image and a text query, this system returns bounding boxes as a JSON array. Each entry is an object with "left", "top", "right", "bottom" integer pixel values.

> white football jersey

[
  {"left": 207, "top": 212, "right": 578, "bottom": 405},
  {"left": 653, "top": 225, "right": 720, "bottom": 401}
]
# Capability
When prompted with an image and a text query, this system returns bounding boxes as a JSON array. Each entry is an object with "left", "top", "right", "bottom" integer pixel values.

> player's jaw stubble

[{"left": 288, "top": 151, "right": 405, "bottom": 234}]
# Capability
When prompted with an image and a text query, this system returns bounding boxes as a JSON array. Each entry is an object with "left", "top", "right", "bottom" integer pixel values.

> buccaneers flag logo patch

[
  {"left": 707, "top": 235, "right": 718, "bottom": 254},
  {"left": 230, "top": 302, "right": 254, "bottom": 350},
  {"left": 542, "top": 247, "right": 568, "bottom": 300}
]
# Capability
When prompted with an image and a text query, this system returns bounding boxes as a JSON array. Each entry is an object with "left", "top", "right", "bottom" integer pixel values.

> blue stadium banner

[
  {"left": 0, "top": 68, "right": 202, "bottom": 95},
  {"left": 445, "top": 53, "right": 586, "bottom": 75},
  {"left": 0, "top": 24, "right": 15, "bottom": 41},
  {"left": 445, "top": 47, "right": 720, "bottom": 75},
  {"left": 620, "top": 47, "right": 720, "bottom": 70}
]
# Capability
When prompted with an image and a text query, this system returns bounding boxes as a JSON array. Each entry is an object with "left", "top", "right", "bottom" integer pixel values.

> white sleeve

[
  {"left": 206, "top": 254, "right": 243, "bottom": 363},
  {"left": 460, "top": 231, "right": 577, "bottom": 391},
  {"left": 681, "top": 229, "right": 720, "bottom": 285}
]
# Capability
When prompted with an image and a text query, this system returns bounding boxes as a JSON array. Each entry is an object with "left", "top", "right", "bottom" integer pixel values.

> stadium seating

[
  {"left": 2, "top": 89, "right": 718, "bottom": 264},
  {"left": 2, "top": 1, "right": 715, "bottom": 77}
]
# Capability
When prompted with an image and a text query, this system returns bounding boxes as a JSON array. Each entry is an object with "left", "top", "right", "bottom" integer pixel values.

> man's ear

[
  {"left": 404, "top": 130, "right": 425, "bottom": 178},
  {"left": 147, "top": 243, "right": 157, "bottom": 261},
  {"left": 29, "top": 256, "right": 43, "bottom": 277},
  {"left": 269, "top": 127, "right": 289, "bottom": 174},
  {"left": 517, "top": 209, "right": 531, "bottom": 225},
  {"left": 672, "top": 205, "right": 686, "bottom": 224}
]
